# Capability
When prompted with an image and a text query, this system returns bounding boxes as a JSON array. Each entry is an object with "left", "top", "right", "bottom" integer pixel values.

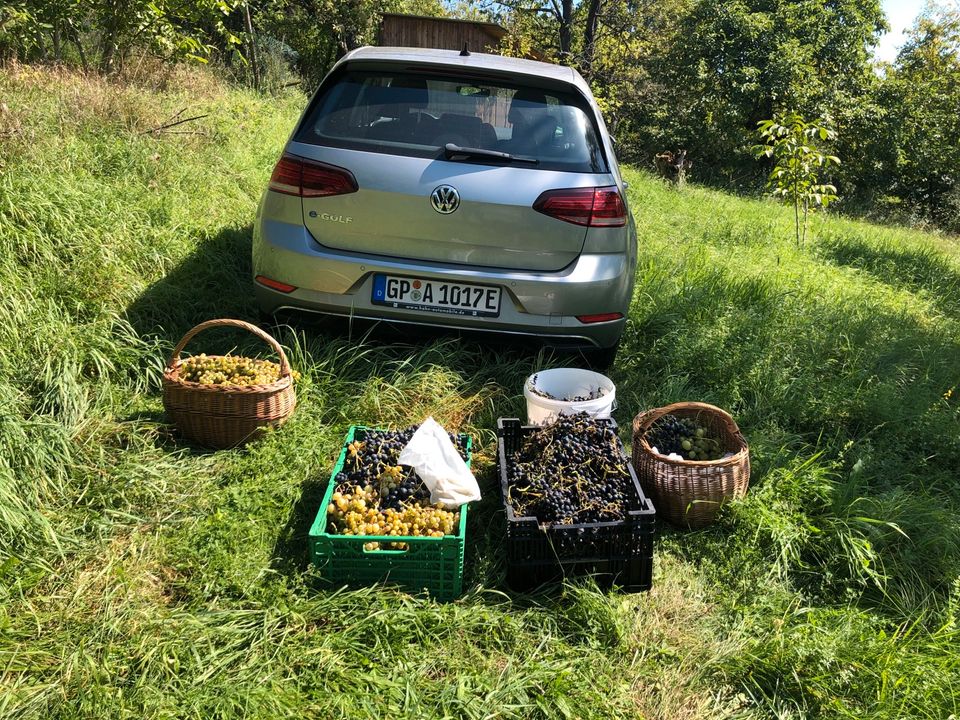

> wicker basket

[
  {"left": 162, "top": 319, "right": 296, "bottom": 449},
  {"left": 631, "top": 402, "right": 749, "bottom": 528}
]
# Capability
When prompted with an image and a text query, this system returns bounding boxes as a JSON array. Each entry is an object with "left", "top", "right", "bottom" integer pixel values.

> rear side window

[{"left": 295, "top": 69, "right": 608, "bottom": 173}]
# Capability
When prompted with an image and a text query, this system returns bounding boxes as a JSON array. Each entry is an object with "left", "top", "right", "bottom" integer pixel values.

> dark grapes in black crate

[
  {"left": 497, "top": 413, "right": 656, "bottom": 592},
  {"left": 506, "top": 413, "right": 632, "bottom": 525}
]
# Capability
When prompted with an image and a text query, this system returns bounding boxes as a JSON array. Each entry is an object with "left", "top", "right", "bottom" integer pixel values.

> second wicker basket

[
  {"left": 631, "top": 402, "right": 749, "bottom": 528},
  {"left": 162, "top": 318, "right": 296, "bottom": 449}
]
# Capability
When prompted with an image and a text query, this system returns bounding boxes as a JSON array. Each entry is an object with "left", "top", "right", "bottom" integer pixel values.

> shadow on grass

[
  {"left": 820, "top": 234, "right": 960, "bottom": 315},
  {"left": 270, "top": 477, "right": 327, "bottom": 575},
  {"left": 117, "top": 408, "right": 252, "bottom": 458},
  {"left": 118, "top": 224, "right": 556, "bottom": 591},
  {"left": 116, "top": 224, "right": 635, "bottom": 608},
  {"left": 126, "top": 222, "right": 260, "bottom": 348},
  {"left": 619, "top": 259, "right": 960, "bottom": 454},
  {"left": 614, "top": 258, "right": 960, "bottom": 616},
  {"left": 459, "top": 461, "right": 510, "bottom": 591}
]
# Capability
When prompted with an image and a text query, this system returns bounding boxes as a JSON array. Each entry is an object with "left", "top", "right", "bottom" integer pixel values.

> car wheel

[
  {"left": 257, "top": 308, "right": 278, "bottom": 329},
  {"left": 582, "top": 342, "right": 620, "bottom": 371}
]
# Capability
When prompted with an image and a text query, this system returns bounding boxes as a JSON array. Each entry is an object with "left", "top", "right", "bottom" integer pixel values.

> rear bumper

[{"left": 253, "top": 217, "right": 633, "bottom": 349}]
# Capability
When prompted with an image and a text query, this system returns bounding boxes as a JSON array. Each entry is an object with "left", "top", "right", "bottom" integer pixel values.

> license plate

[{"left": 372, "top": 275, "right": 501, "bottom": 317}]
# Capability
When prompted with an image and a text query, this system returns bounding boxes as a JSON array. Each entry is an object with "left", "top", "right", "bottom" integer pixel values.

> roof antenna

[{"left": 460, "top": 43, "right": 470, "bottom": 57}]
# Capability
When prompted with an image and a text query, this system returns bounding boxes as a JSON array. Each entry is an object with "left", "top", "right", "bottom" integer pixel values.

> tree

[
  {"left": 0, "top": 0, "right": 243, "bottom": 70},
  {"left": 0, "top": 0, "right": 89, "bottom": 64},
  {"left": 580, "top": 0, "right": 601, "bottom": 77},
  {"left": 583, "top": 0, "right": 690, "bottom": 159},
  {"left": 754, "top": 112, "right": 840, "bottom": 245},
  {"left": 489, "top": 0, "right": 573, "bottom": 60},
  {"left": 640, "top": 0, "right": 884, "bottom": 182},
  {"left": 871, "top": 6, "right": 960, "bottom": 231},
  {"left": 260, "top": 0, "right": 446, "bottom": 88},
  {"left": 489, "top": 0, "right": 612, "bottom": 71}
]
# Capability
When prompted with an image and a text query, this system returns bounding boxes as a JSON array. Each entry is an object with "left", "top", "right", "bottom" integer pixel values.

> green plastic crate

[{"left": 308, "top": 425, "right": 472, "bottom": 601}]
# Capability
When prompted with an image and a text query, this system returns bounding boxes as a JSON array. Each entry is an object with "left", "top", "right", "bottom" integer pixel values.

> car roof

[{"left": 338, "top": 46, "right": 592, "bottom": 97}]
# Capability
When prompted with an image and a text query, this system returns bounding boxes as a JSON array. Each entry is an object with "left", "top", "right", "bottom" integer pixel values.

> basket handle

[
  {"left": 632, "top": 401, "right": 742, "bottom": 438},
  {"left": 166, "top": 318, "right": 291, "bottom": 378}
]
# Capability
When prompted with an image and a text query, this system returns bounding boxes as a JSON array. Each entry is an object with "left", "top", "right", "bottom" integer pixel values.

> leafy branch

[{"left": 753, "top": 112, "right": 840, "bottom": 246}]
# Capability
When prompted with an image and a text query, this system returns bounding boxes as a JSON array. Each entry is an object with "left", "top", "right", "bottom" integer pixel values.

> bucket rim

[{"left": 524, "top": 368, "right": 616, "bottom": 409}]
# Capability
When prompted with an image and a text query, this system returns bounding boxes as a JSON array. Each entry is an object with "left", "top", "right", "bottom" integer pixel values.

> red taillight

[
  {"left": 577, "top": 312, "right": 624, "bottom": 324},
  {"left": 268, "top": 154, "right": 358, "bottom": 198},
  {"left": 268, "top": 155, "right": 302, "bottom": 196},
  {"left": 255, "top": 275, "right": 296, "bottom": 293},
  {"left": 589, "top": 187, "right": 627, "bottom": 226},
  {"left": 533, "top": 187, "right": 594, "bottom": 225},
  {"left": 533, "top": 186, "right": 626, "bottom": 227},
  {"left": 300, "top": 160, "right": 359, "bottom": 197}
]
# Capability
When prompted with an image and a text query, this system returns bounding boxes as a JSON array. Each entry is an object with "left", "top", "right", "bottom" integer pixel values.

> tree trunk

[
  {"left": 320, "top": 43, "right": 337, "bottom": 85},
  {"left": 558, "top": 0, "right": 573, "bottom": 59},
  {"left": 794, "top": 194, "right": 800, "bottom": 245},
  {"left": 581, "top": 0, "right": 602, "bottom": 78},
  {"left": 802, "top": 199, "right": 809, "bottom": 245},
  {"left": 244, "top": 2, "right": 261, "bottom": 91},
  {"left": 71, "top": 31, "right": 89, "bottom": 71},
  {"left": 339, "top": 0, "right": 364, "bottom": 57},
  {"left": 53, "top": 18, "right": 62, "bottom": 62},
  {"left": 100, "top": 28, "right": 117, "bottom": 73}
]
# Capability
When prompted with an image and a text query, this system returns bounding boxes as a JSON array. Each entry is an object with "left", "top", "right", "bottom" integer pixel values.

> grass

[{"left": 1, "top": 62, "right": 959, "bottom": 719}]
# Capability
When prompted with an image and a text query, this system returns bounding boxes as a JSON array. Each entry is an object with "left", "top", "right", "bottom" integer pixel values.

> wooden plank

[{"left": 378, "top": 15, "right": 502, "bottom": 53}]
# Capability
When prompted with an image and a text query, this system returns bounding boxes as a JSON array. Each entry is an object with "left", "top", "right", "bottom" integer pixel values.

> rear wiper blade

[{"left": 444, "top": 143, "right": 539, "bottom": 165}]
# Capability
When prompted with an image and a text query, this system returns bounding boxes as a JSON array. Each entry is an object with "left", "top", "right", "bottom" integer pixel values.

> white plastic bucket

[{"left": 524, "top": 368, "right": 616, "bottom": 426}]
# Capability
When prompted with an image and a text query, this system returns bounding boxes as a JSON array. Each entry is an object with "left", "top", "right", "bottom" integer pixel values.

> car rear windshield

[{"left": 295, "top": 69, "right": 608, "bottom": 173}]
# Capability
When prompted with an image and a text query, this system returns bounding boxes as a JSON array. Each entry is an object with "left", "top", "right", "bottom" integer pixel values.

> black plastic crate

[{"left": 497, "top": 417, "right": 655, "bottom": 592}]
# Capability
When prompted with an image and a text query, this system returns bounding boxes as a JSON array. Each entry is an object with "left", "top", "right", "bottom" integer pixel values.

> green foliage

[
  {"left": 0, "top": 3, "right": 43, "bottom": 58},
  {"left": 0, "top": 0, "right": 244, "bottom": 69},
  {"left": 256, "top": 0, "right": 447, "bottom": 88},
  {"left": 489, "top": 0, "right": 959, "bottom": 234},
  {"left": 621, "top": 0, "right": 883, "bottom": 175},
  {"left": 3, "top": 67, "right": 960, "bottom": 717},
  {"left": 863, "top": 6, "right": 960, "bottom": 232},
  {"left": 586, "top": 0, "right": 691, "bottom": 157},
  {"left": 4, "top": 0, "right": 960, "bottom": 234},
  {"left": 754, "top": 112, "right": 840, "bottom": 244}
]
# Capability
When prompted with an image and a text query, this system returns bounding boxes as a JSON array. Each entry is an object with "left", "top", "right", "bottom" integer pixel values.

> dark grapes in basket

[
  {"left": 326, "top": 425, "right": 469, "bottom": 547},
  {"left": 644, "top": 413, "right": 726, "bottom": 461},
  {"left": 506, "top": 412, "right": 633, "bottom": 527}
]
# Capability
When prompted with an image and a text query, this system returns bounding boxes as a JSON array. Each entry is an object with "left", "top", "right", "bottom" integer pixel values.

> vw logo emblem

[{"left": 431, "top": 185, "right": 460, "bottom": 214}]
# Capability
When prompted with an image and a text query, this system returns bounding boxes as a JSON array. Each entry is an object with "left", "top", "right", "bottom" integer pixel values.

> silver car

[{"left": 253, "top": 46, "right": 636, "bottom": 364}]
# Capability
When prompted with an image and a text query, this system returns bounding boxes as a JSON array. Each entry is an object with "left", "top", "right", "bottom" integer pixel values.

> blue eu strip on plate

[{"left": 372, "top": 274, "right": 386, "bottom": 301}]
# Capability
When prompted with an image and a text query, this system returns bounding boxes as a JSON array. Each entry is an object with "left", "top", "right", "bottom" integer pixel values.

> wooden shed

[{"left": 378, "top": 14, "right": 508, "bottom": 55}]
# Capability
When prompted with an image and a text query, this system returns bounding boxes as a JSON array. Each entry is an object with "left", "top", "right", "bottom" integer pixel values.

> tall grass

[{"left": 1, "top": 63, "right": 958, "bottom": 718}]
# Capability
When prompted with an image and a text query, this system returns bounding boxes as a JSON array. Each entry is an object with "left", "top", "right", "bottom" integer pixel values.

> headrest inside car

[
  {"left": 387, "top": 76, "right": 429, "bottom": 109},
  {"left": 508, "top": 88, "right": 549, "bottom": 124}
]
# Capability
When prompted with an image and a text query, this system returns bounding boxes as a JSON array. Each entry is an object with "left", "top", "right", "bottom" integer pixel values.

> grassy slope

[{"left": 1, "top": 65, "right": 959, "bottom": 719}]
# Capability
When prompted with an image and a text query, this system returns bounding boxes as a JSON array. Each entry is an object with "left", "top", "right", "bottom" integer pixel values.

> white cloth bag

[{"left": 398, "top": 417, "right": 481, "bottom": 508}]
